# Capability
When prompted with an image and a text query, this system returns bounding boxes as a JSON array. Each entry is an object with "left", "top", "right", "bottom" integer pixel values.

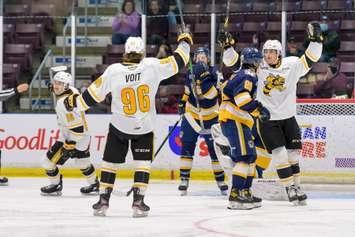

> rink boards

[{"left": 0, "top": 114, "right": 354, "bottom": 183}]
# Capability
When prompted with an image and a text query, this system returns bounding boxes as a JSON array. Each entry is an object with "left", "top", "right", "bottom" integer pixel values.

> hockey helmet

[
  {"left": 240, "top": 47, "right": 263, "bottom": 66},
  {"left": 53, "top": 71, "right": 72, "bottom": 86},
  {"left": 262, "top": 40, "right": 282, "bottom": 55},
  {"left": 125, "top": 37, "right": 144, "bottom": 54}
]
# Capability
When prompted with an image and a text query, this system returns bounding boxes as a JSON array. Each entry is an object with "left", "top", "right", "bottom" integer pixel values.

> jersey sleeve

[
  {"left": 222, "top": 47, "right": 239, "bottom": 67},
  {"left": 233, "top": 77, "right": 258, "bottom": 113},
  {"left": 295, "top": 41, "right": 323, "bottom": 78},
  {"left": 154, "top": 41, "right": 191, "bottom": 82},
  {"left": 76, "top": 66, "right": 112, "bottom": 111},
  {"left": 200, "top": 77, "right": 218, "bottom": 100}
]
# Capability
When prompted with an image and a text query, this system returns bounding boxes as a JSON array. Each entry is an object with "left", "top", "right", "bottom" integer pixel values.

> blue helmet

[
  {"left": 240, "top": 47, "right": 263, "bottom": 66},
  {"left": 194, "top": 47, "right": 210, "bottom": 63}
]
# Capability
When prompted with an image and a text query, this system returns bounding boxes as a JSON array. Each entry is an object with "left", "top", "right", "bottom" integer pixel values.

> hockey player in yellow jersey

[
  {"left": 41, "top": 70, "right": 99, "bottom": 196},
  {"left": 223, "top": 22, "right": 323, "bottom": 205},
  {"left": 63, "top": 32, "right": 193, "bottom": 217}
]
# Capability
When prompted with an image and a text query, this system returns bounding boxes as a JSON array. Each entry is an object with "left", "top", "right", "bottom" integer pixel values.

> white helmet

[
  {"left": 262, "top": 40, "right": 282, "bottom": 55},
  {"left": 53, "top": 71, "right": 72, "bottom": 86},
  {"left": 125, "top": 37, "right": 144, "bottom": 54}
]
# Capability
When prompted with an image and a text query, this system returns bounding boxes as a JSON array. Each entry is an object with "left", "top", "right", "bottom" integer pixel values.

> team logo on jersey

[{"left": 263, "top": 74, "right": 286, "bottom": 96}]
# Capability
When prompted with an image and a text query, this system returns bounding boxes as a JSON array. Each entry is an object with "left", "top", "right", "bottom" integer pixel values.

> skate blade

[
  {"left": 93, "top": 207, "right": 108, "bottom": 217},
  {"left": 132, "top": 208, "right": 149, "bottom": 218},
  {"left": 297, "top": 200, "right": 307, "bottom": 206},
  {"left": 0, "top": 183, "right": 9, "bottom": 186},
  {"left": 253, "top": 202, "right": 262, "bottom": 208},
  {"left": 81, "top": 191, "right": 99, "bottom": 196},
  {"left": 40, "top": 191, "right": 62, "bottom": 196},
  {"left": 220, "top": 190, "right": 228, "bottom": 196},
  {"left": 180, "top": 190, "right": 187, "bottom": 196},
  {"left": 227, "top": 202, "right": 254, "bottom": 210}
]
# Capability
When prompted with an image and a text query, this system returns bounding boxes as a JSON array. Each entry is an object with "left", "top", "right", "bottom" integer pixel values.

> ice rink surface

[{"left": 1, "top": 178, "right": 355, "bottom": 237}]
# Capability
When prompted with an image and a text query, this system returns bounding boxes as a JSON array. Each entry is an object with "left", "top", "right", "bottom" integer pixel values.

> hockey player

[
  {"left": 63, "top": 32, "right": 193, "bottom": 217},
  {"left": 219, "top": 47, "right": 270, "bottom": 210},
  {"left": 222, "top": 22, "right": 323, "bottom": 205},
  {"left": 40, "top": 71, "right": 99, "bottom": 196},
  {"left": 0, "top": 83, "right": 29, "bottom": 186},
  {"left": 178, "top": 47, "right": 228, "bottom": 196}
]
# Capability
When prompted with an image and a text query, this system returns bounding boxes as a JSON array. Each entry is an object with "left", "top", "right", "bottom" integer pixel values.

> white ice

[{"left": 1, "top": 178, "right": 355, "bottom": 237}]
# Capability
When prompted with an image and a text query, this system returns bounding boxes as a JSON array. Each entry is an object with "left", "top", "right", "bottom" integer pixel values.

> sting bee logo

[{"left": 263, "top": 74, "right": 286, "bottom": 96}]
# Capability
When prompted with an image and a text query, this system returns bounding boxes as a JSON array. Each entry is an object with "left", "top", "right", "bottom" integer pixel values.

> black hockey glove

[
  {"left": 62, "top": 140, "right": 76, "bottom": 159},
  {"left": 64, "top": 94, "right": 79, "bottom": 111},
  {"left": 178, "top": 100, "right": 186, "bottom": 115},
  {"left": 307, "top": 21, "right": 323, "bottom": 43},
  {"left": 177, "top": 31, "right": 193, "bottom": 45},
  {"left": 217, "top": 31, "right": 235, "bottom": 49},
  {"left": 258, "top": 103, "right": 270, "bottom": 123}
]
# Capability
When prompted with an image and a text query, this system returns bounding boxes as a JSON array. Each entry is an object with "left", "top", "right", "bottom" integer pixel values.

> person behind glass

[
  {"left": 313, "top": 57, "right": 351, "bottom": 98},
  {"left": 112, "top": 0, "right": 141, "bottom": 45},
  {"left": 286, "top": 36, "right": 303, "bottom": 57},
  {"left": 147, "top": 0, "right": 169, "bottom": 46}
]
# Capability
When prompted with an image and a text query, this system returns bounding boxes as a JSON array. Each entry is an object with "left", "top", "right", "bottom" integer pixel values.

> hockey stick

[
  {"left": 154, "top": 116, "right": 182, "bottom": 158},
  {"left": 175, "top": 0, "right": 209, "bottom": 135}
]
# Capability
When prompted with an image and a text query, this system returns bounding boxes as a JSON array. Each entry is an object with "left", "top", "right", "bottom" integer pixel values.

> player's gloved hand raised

[
  {"left": 62, "top": 140, "right": 76, "bottom": 159},
  {"left": 307, "top": 21, "right": 323, "bottom": 43},
  {"left": 217, "top": 31, "right": 235, "bottom": 49},
  {"left": 177, "top": 30, "right": 193, "bottom": 45},
  {"left": 64, "top": 94, "right": 79, "bottom": 111},
  {"left": 257, "top": 102, "right": 270, "bottom": 122},
  {"left": 178, "top": 100, "right": 186, "bottom": 115},
  {"left": 193, "top": 62, "right": 210, "bottom": 81}
]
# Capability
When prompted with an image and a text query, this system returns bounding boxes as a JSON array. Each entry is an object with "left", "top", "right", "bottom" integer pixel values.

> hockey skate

[
  {"left": 227, "top": 188, "right": 254, "bottom": 210},
  {"left": 0, "top": 177, "right": 8, "bottom": 186},
  {"left": 178, "top": 178, "right": 189, "bottom": 196},
  {"left": 245, "top": 189, "right": 262, "bottom": 208},
  {"left": 295, "top": 185, "right": 307, "bottom": 206},
  {"left": 80, "top": 178, "right": 99, "bottom": 195},
  {"left": 285, "top": 185, "right": 299, "bottom": 205},
  {"left": 40, "top": 175, "right": 63, "bottom": 196},
  {"left": 217, "top": 181, "right": 228, "bottom": 196},
  {"left": 92, "top": 188, "right": 112, "bottom": 217},
  {"left": 127, "top": 187, "right": 150, "bottom": 218}
]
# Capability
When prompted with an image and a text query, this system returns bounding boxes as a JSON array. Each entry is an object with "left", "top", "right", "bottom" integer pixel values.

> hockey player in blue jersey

[
  {"left": 178, "top": 47, "right": 228, "bottom": 196},
  {"left": 219, "top": 48, "right": 270, "bottom": 209}
]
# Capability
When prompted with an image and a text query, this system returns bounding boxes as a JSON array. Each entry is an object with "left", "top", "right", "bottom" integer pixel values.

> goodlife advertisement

[{"left": 0, "top": 114, "right": 354, "bottom": 174}]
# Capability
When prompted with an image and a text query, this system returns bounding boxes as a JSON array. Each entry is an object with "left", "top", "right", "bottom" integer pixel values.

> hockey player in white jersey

[
  {"left": 63, "top": 32, "right": 193, "bottom": 217},
  {"left": 40, "top": 71, "right": 99, "bottom": 196},
  {"left": 223, "top": 22, "right": 323, "bottom": 205}
]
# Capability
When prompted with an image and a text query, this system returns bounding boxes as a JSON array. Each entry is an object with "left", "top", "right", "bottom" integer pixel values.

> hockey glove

[
  {"left": 62, "top": 140, "right": 76, "bottom": 159},
  {"left": 178, "top": 100, "right": 186, "bottom": 115},
  {"left": 64, "top": 94, "right": 79, "bottom": 111},
  {"left": 193, "top": 62, "right": 210, "bottom": 81},
  {"left": 307, "top": 21, "right": 323, "bottom": 43},
  {"left": 217, "top": 31, "right": 235, "bottom": 49},
  {"left": 177, "top": 32, "right": 193, "bottom": 45},
  {"left": 258, "top": 103, "right": 270, "bottom": 123}
]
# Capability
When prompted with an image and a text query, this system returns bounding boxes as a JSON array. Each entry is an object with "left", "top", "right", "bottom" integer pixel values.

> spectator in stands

[
  {"left": 286, "top": 36, "right": 303, "bottom": 57},
  {"left": 304, "top": 15, "right": 340, "bottom": 62},
  {"left": 161, "top": 95, "right": 178, "bottom": 113},
  {"left": 147, "top": 0, "right": 169, "bottom": 46},
  {"left": 313, "top": 57, "right": 350, "bottom": 98},
  {"left": 112, "top": 0, "right": 141, "bottom": 45}
]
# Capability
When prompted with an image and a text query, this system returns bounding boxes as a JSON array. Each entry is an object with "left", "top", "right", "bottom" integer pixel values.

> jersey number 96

[{"left": 121, "top": 85, "right": 150, "bottom": 115}]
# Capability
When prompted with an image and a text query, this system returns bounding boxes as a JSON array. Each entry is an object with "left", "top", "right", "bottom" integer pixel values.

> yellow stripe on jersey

[
  {"left": 234, "top": 92, "right": 252, "bottom": 107},
  {"left": 169, "top": 56, "right": 178, "bottom": 74},
  {"left": 78, "top": 95, "right": 90, "bottom": 111},
  {"left": 229, "top": 51, "right": 239, "bottom": 67},
  {"left": 87, "top": 85, "right": 102, "bottom": 103},
  {"left": 235, "top": 121, "right": 246, "bottom": 155},
  {"left": 300, "top": 55, "right": 310, "bottom": 71},
  {"left": 80, "top": 112, "right": 88, "bottom": 131},
  {"left": 218, "top": 101, "right": 254, "bottom": 128},
  {"left": 203, "top": 86, "right": 218, "bottom": 99},
  {"left": 305, "top": 48, "right": 318, "bottom": 62},
  {"left": 175, "top": 48, "right": 189, "bottom": 65}
]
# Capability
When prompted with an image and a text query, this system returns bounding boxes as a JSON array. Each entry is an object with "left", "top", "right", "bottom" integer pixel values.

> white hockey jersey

[
  {"left": 75, "top": 41, "right": 190, "bottom": 134},
  {"left": 56, "top": 86, "right": 90, "bottom": 151},
  {"left": 223, "top": 42, "right": 322, "bottom": 120}
]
